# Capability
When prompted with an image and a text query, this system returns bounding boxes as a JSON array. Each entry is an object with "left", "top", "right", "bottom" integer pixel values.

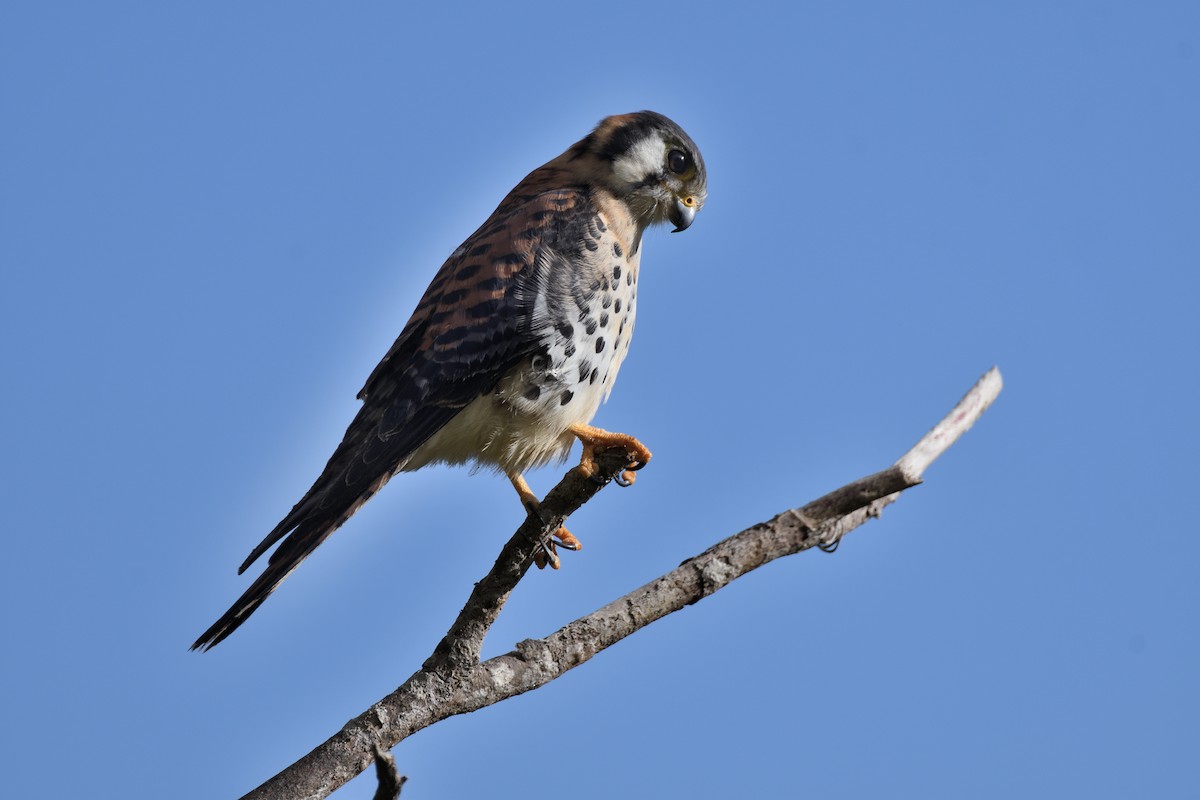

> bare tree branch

[{"left": 241, "top": 367, "right": 1003, "bottom": 800}]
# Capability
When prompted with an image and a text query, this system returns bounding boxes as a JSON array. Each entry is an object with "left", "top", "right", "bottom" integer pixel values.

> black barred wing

[{"left": 191, "top": 185, "right": 594, "bottom": 650}]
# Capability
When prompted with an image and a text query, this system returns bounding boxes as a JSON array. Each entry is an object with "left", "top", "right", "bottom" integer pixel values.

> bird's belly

[{"left": 400, "top": 389, "right": 578, "bottom": 475}]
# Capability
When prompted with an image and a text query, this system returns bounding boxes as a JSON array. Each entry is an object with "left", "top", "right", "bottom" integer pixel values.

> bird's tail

[
  {"left": 190, "top": 472, "right": 391, "bottom": 651},
  {"left": 190, "top": 555, "right": 303, "bottom": 651}
]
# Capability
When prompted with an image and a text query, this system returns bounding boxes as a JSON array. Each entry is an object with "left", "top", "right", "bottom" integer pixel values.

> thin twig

[
  {"left": 424, "top": 449, "right": 635, "bottom": 671},
  {"left": 241, "top": 367, "right": 1003, "bottom": 800},
  {"left": 370, "top": 746, "right": 405, "bottom": 800}
]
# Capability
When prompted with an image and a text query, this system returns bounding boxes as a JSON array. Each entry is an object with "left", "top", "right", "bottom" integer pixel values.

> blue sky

[{"left": 3, "top": 3, "right": 1197, "bottom": 797}]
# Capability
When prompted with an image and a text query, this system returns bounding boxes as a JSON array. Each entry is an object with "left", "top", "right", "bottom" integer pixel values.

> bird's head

[{"left": 571, "top": 111, "right": 707, "bottom": 233}]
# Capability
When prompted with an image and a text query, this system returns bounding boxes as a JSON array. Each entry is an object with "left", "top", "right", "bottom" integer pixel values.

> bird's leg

[
  {"left": 567, "top": 422, "right": 652, "bottom": 486},
  {"left": 508, "top": 472, "right": 581, "bottom": 570}
]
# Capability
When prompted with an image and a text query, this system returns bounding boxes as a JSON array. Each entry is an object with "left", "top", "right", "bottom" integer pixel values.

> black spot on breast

[
  {"left": 613, "top": 242, "right": 623, "bottom": 258},
  {"left": 589, "top": 368, "right": 598, "bottom": 384},
  {"left": 584, "top": 318, "right": 598, "bottom": 335},
  {"left": 578, "top": 361, "right": 592, "bottom": 382},
  {"left": 524, "top": 385, "right": 541, "bottom": 402},
  {"left": 564, "top": 341, "right": 576, "bottom": 357},
  {"left": 595, "top": 217, "right": 607, "bottom": 232},
  {"left": 626, "top": 271, "right": 633, "bottom": 286},
  {"left": 614, "top": 299, "right": 622, "bottom": 313},
  {"left": 584, "top": 238, "right": 599, "bottom": 252},
  {"left": 595, "top": 337, "right": 605, "bottom": 353},
  {"left": 613, "top": 264, "right": 622, "bottom": 281},
  {"left": 599, "top": 312, "right": 609, "bottom": 327},
  {"left": 601, "top": 295, "right": 612, "bottom": 309},
  {"left": 557, "top": 321, "right": 574, "bottom": 339},
  {"left": 560, "top": 390, "right": 574, "bottom": 406},
  {"left": 455, "top": 263, "right": 482, "bottom": 280},
  {"left": 601, "top": 278, "right": 610, "bottom": 291}
]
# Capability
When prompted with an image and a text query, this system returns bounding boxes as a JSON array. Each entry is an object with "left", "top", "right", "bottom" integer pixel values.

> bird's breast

[
  {"left": 404, "top": 196, "right": 644, "bottom": 476},
  {"left": 487, "top": 242, "right": 640, "bottom": 469}
]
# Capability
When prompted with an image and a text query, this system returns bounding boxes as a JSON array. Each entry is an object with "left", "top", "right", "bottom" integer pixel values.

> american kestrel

[{"left": 193, "top": 111, "right": 707, "bottom": 650}]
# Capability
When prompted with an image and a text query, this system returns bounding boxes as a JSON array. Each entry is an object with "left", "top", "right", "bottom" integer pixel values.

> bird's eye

[{"left": 667, "top": 149, "right": 690, "bottom": 175}]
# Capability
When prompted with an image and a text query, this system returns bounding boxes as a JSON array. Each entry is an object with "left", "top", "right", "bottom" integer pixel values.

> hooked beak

[{"left": 668, "top": 195, "right": 698, "bottom": 232}]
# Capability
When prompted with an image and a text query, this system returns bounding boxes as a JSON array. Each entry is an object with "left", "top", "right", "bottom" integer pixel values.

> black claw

[
  {"left": 540, "top": 539, "right": 560, "bottom": 569},
  {"left": 614, "top": 471, "right": 634, "bottom": 488}
]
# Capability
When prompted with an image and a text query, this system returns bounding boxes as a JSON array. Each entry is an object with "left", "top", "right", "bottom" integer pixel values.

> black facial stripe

[
  {"left": 582, "top": 111, "right": 705, "bottom": 184},
  {"left": 598, "top": 117, "right": 662, "bottom": 162}
]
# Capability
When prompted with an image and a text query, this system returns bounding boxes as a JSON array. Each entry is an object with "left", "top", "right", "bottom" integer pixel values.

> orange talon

[
  {"left": 508, "top": 424, "right": 648, "bottom": 569},
  {"left": 567, "top": 422, "right": 652, "bottom": 480},
  {"left": 510, "top": 473, "right": 582, "bottom": 570}
]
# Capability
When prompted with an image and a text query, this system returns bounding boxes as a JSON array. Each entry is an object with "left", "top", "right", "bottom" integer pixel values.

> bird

[{"left": 192, "top": 111, "right": 707, "bottom": 650}]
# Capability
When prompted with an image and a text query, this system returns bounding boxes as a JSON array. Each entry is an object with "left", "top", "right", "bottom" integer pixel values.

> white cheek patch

[{"left": 613, "top": 137, "right": 665, "bottom": 185}]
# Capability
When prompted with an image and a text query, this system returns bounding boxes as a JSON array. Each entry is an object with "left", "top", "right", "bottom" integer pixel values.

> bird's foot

[
  {"left": 568, "top": 423, "right": 652, "bottom": 484},
  {"left": 510, "top": 472, "right": 583, "bottom": 570},
  {"left": 533, "top": 526, "right": 582, "bottom": 570}
]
